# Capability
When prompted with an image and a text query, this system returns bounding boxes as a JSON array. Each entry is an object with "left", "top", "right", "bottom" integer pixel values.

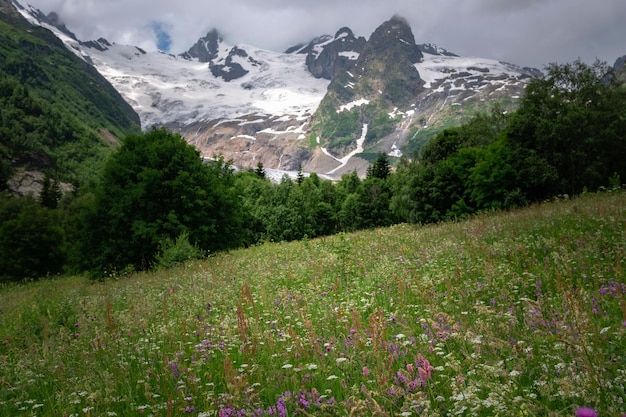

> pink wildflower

[{"left": 574, "top": 407, "right": 598, "bottom": 417}]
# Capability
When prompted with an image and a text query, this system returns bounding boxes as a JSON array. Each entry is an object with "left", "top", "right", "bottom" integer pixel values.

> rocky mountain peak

[
  {"left": 334, "top": 27, "right": 358, "bottom": 41},
  {"left": 613, "top": 54, "right": 626, "bottom": 84},
  {"left": 328, "top": 14, "right": 423, "bottom": 108},
  {"left": 81, "top": 37, "right": 112, "bottom": 52},
  {"left": 2, "top": 0, "right": 21, "bottom": 21},
  {"left": 366, "top": 14, "right": 422, "bottom": 64},
  {"left": 180, "top": 28, "right": 222, "bottom": 62},
  {"left": 41, "top": 11, "right": 77, "bottom": 40},
  {"left": 293, "top": 27, "right": 366, "bottom": 80}
]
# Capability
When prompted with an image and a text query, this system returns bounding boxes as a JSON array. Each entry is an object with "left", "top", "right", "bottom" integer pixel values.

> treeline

[{"left": 1, "top": 60, "right": 625, "bottom": 281}]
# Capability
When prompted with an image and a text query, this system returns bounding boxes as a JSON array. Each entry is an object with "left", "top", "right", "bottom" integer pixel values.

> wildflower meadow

[{"left": 0, "top": 191, "right": 624, "bottom": 416}]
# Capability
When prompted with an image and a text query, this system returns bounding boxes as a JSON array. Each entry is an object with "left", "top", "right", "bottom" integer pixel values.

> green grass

[{"left": 1, "top": 191, "right": 625, "bottom": 416}]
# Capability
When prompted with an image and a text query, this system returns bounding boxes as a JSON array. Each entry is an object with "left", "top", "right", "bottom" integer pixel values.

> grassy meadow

[{"left": 1, "top": 191, "right": 624, "bottom": 416}]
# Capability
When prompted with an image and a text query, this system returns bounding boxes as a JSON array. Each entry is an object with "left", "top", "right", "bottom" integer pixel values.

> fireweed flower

[
  {"left": 574, "top": 407, "right": 598, "bottom": 417},
  {"left": 277, "top": 397, "right": 287, "bottom": 417},
  {"left": 362, "top": 366, "right": 369, "bottom": 377},
  {"left": 407, "top": 363, "right": 414, "bottom": 374}
]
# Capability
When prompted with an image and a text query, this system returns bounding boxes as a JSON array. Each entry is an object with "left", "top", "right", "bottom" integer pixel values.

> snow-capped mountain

[
  {"left": 12, "top": 1, "right": 540, "bottom": 177},
  {"left": 308, "top": 15, "right": 539, "bottom": 175}
]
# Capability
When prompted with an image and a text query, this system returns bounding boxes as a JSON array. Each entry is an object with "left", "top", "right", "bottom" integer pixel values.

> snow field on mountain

[
  {"left": 80, "top": 42, "right": 330, "bottom": 128},
  {"left": 415, "top": 53, "right": 528, "bottom": 91}
]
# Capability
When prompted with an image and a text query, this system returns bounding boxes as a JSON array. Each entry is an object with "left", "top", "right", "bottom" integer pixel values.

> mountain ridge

[{"left": 12, "top": 0, "right": 543, "bottom": 178}]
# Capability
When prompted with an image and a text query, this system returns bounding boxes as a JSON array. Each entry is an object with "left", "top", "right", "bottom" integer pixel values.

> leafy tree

[
  {"left": 506, "top": 60, "right": 626, "bottom": 198},
  {"left": 468, "top": 139, "right": 521, "bottom": 210},
  {"left": 87, "top": 128, "right": 243, "bottom": 276},
  {"left": 336, "top": 171, "right": 361, "bottom": 197},
  {"left": 0, "top": 195, "right": 65, "bottom": 282},
  {"left": 39, "top": 174, "right": 62, "bottom": 209},
  {"left": 338, "top": 193, "right": 362, "bottom": 232},
  {"left": 419, "top": 129, "right": 464, "bottom": 166},
  {"left": 285, "top": 178, "right": 319, "bottom": 239},
  {"left": 358, "top": 176, "right": 396, "bottom": 227}
]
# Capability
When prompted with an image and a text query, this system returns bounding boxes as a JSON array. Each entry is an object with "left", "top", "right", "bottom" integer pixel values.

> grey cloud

[{"left": 23, "top": 0, "right": 626, "bottom": 68}]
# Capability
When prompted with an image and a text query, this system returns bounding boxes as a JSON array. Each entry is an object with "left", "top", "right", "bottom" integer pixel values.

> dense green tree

[
  {"left": 338, "top": 192, "right": 362, "bottom": 232},
  {"left": 391, "top": 108, "right": 513, "bottom": 223},
  {"left": 87, "top": 128, "right": 243, "bottom": 276},
  {"left": 468, "top": 139, "right": 522, "bottom": 210},
  {"left": 335, "top": 171, "right": 361, "bottom": 197},
  {"left": 367, "top": 152, "right": 391, "bottom": 180},
  {"left": 506, "top": 60, "right": 626, "bottom": 198},
  {"left": 0, "top": 194, "right": 65, "bottom": 282},
  {"left": 358, "top": 176, "right": 396, "bottom": 227},
  {"left": 39, "top": 174, "right": 62, "bottom": 209}
]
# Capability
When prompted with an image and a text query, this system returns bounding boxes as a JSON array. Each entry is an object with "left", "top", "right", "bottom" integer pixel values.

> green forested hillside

[{"left": 0, "top": 0, "right": 140, "bottom": 190}]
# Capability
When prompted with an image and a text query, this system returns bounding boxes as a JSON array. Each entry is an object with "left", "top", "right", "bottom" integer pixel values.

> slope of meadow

[{"left": 1, "top": 191, "right": 624, "bottom": 416}]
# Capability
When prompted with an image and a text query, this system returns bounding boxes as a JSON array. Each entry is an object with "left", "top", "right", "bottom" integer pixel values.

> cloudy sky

[{"left": 24, "top": 0, "right": 626, "bottom": 68}]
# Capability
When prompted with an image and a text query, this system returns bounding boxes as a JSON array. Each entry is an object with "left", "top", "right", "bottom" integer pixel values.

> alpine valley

[{"left": 12, "top": 0, "right": 544, "bottom": 179}]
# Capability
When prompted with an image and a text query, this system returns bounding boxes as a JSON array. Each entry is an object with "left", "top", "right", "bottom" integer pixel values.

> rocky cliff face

[{"left": 614, "top": 55, "right": 626, "bottom": 84}]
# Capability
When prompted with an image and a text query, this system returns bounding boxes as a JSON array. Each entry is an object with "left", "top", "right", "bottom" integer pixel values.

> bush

[{"left": 155, "top": 232, "right": 204, "bottom": 270}]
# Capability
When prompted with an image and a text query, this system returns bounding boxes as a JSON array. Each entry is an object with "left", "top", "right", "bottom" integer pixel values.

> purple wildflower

[
  {"left": 276, "top": 397, "right": 287, "bottom": 417},
  {"left": 574, "top": 407, "right": 598, "bottom": 417},
  {"left": 219, "top": 407, "right": 234, "bottom": 417},
  {"left": 169, "top": 361, "right": 180, "bottom": 379},
  {"left": 298, "top": 392, "right": 310, "bottom": 409}
]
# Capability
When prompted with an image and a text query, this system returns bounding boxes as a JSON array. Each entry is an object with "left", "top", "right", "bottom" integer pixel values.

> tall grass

[{"left": 1, "top": 191, "right": 624, "bottom": 416}]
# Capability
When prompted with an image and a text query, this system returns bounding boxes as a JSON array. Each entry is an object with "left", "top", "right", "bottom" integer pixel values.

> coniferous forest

[{"left": 1, "top": 60, "right": 625, "bottom": 281}]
